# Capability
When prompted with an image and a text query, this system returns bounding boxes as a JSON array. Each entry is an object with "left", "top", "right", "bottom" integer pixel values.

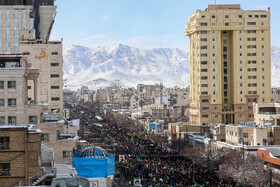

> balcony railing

[
  {"left": 259, "top": 112, "right": 280, "bottom": 115},
  {"left": 0, "top": 143, "right": 10, "bottom": 150},
  {"left": 0, "top": 169, "right": 10, "bottom": 176}
]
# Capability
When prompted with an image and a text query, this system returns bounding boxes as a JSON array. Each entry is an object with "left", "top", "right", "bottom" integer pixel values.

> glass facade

[
  {"left": 223, "top": 31, "right": 228, "bottom": 111},
  {"left": 14, "top": 9, "right": 18, "bottom": 53},
  {"left": 0, "top": 9, "right": 2, "bottom": 53},
  {"left": 5, "top": 9, "right": 10, "bottom": 54},
  {"left": 22, "top": 9, "right": 26, "bottom": 30}
]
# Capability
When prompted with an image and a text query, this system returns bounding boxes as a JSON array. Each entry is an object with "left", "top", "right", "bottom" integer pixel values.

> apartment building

[
  {"left": 0, "top": 0, "right": 64, "bottom": 117},
  {"left": 253, "top": 103, "right": 280, "bottom": 126},
  {"left": 0, "top": 125, "right": 42, "bottom": 187},
  {"left": 0, "top": 55, "right": 48, "bottom": 125},
  {"left": 185, "top": 4, "right": 271, "bottom": 125},
  {"left": 19, "top": 41, "right": 64, "bottom": 116},
  {"left": 225, "top": 123, "right": 280, "bottom": 146}
]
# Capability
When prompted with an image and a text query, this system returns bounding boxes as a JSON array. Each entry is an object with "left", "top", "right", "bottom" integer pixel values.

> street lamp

[{"left": 240, "top": 137, "right": 245, "bottom": 161}]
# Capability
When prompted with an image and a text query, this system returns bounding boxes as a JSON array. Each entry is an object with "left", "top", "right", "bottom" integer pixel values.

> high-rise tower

[
  {"left": 185, "top": 4, "right": 271, "bottom": 125},
  {"left": 0, "top": 0, "right": 63, "bottom": 117}
]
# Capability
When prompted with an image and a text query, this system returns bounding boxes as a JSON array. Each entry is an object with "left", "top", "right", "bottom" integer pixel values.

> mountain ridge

[{"left": 63, "top": 44, "right": 280, "bottom": 90}]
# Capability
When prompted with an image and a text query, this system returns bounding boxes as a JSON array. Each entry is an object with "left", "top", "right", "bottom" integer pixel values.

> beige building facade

[
  {"left": 185, "top": 4, "right": 271, "bottom": 125},
  {"left": 253, "top": 103, "right": 280, "bottom": 126},
  {"left": 19, "top": 41, "right": 64, "bottom": 116},
  {"left": 0, "top": 126, "right": 42, "bottom": 187},
  {"left": 0, "top": 55, "right": 48, "bottom": 125}
]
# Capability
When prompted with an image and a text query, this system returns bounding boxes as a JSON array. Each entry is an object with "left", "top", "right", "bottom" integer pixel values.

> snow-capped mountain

[
  {"left": 63, "top": 44, "right": 280, "bottom": 90},
  {"left": 63, "top": 44, "right": 189, "bottom": 90}
]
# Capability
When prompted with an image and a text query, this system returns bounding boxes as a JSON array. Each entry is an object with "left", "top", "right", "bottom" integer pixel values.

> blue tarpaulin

[
  {"left": 72, "top": 154, "right": 115, "bottom": 178},
  {"left": 150, "top": 123, "right": 155, "bottom": 130}
]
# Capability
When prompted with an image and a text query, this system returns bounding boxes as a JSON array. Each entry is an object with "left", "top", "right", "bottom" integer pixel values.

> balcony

[
  {"left": 43, "top": 112, "right": 59, "bottom": 122},
  {"left": 58, "top": 132, "right": 75, "bottom": 140}
]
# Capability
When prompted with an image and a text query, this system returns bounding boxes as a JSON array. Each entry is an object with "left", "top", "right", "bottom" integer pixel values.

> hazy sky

[{"left": 50, "top": 0, "right": 278, "bottom": 50}]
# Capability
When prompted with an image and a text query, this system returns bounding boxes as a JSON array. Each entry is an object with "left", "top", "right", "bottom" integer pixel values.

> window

[
  {"left": 238, "top": 106, "right": 242, "bottom": 110},
  {"left": 41, "top": 134, "right": 49, "bottom": 141},
  {"left": 214, "top": 114, "right": 218, "bottom": 118},
  {"left": 202, "top": 114, "right": 208, "bottom": 118},
  {"left": 8, "top": 99, "right": 16, "bottom": 107},
  {"left": 201, "top": 76, "right": 208, "bottom": 80},
  {"left": 201, "top": 46, "right": 207, "bottom": 49},
  {"left": 51, "top": 63, "right": 59, "bottom": 66},
  {"left": 0, "top": 99, "right": 3, "bottom": 107},
  {"left": 247, "top": 22, "right": 256, "bottom": 25},
  {"left": 248, "top": 60, "right": 257, "bottom": 64},
  {"left": 248, "top": 98, "right": 257, "bottom": 102},
  {"left": 243, "top": 133, "right": 248, "bottom": 138},
  {"left": 7, "top": 81, "right": 16, "bottom": 89},
  {"left": 0, "top": 163, "right": 10, "bottom": 176},
  {"left": 248, "top": 83, "right": 257, "bottom": 87},
  {"left": 248, "top": 15, "right": 252, "bottom": 18},
  {"left": 29, "top": 116, "right": 37, "bottom": 124},
  {"left": 247, "top": 45, "right": 256, "bottom": 49},
  {"left": 239, "top": 15, "right": 242, "bottom": 18},
  {"left": 201, "top": 15, "right": 205, "bottom": 18},
  {"left": 248, "top": 91, "right": 257, "bottom": 94},
  {"left": 238, "top": 114, "right": 242, "bottom": 117},
  {"left": 248, "top": 68, "right": 257, "bottom": 72},
  {"left": 0, "top": 81, "right": 3, "bottom": 89},
  {"left": 51, "top": 74, "right": 59, "bottom": 78},
  {"left": 247, "top": 53, "right": 257, "bottom": 56},
  {"left": 51, "top": 97, "right": 60, "bottom": 101},
  {"left": 51, "top": 52, "right": 58, "bottom": 55},
  {"left": 201, "top": 53, "right": 207, "bottom": 57},
  {"left": 238, "top": 22, "right": 242, "bottom": 26},
  {"left": 201, "top": 84, "right": 208, "bottom": 87},
  {"left": 214, "top": 107, "right": 218, "bottom": 110},
  {"left": 247, "top": 30, "right": 256, "bottom": 33},
  {"left": 51, "top": 86, "right": 59, "bottom": 89},
  {"left": 201, "top": 61, "right": 207, "bottom": 65},
  {"left": 248, "top": 76, "right": 257, "bottom": 79},
  {"left": 212, "top": 23, "right": 215, "bottom": 26},
  {"left": 248, "top": 106, "right": 253, "bottom": 110},
  {"left": 200, "top": 38, "right": 207, "bottom": 42},
  {"left": 201, "top": 107, "right": 209, "bottom": 110},
  {"left": 0, "top": 137, "right": 9, "bottom": 150},
  {"left": 201, "top": 99, "right": 209, "bottom": 103},
  {"left": 247, "top": 38, "right": 256, "bottom": 41},
  {"left": 201, "top": 91, "right": 208, "bottom": 95},
  {"left": 200, "top": 31, "right": 207, "bottom": 34},
  {"left": 8, "top": 116, "right": 16, "bottom": 124},
  {"left": 63, "top": 151, "right": 71, "bottom": 158},
  {"left": 260, "top": 15, "right": 267, "bottom": 18},
  {"left": 255, "top": 15, "right": 259, "bottom": 18},
  {"left": 240, "top": 91, "right": 243, "bottom": 94},
  {"left": 248, "top": 114, "right": 253, "bottom": 117},
  {"left": 201, "top": 69, "right": 207, "bottom": 72},
  {"left": 0, "top": 117, "right": 4, "bottom": 125},
  {"left": 212, "top": 15, "right": 215, "bottom": 19}
]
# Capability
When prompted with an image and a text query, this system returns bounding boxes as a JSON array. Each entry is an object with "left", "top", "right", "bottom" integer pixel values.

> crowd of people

[{"left": 71, "top": 104, "right": 233, "bottom": 186}]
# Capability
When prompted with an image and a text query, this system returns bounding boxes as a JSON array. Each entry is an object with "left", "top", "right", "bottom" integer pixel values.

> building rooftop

[{"left": 207, "top": 4, "right": 241, "bottom": 10}]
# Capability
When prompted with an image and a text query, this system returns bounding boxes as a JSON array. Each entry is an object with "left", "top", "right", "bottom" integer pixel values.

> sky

[{"left": 50, "top": 0, "right": 278, "bottom": 50}]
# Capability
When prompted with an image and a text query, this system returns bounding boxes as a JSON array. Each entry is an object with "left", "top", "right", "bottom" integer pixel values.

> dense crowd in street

[{"left": 71, "top": 104, "right": 232, "bottom": 186}]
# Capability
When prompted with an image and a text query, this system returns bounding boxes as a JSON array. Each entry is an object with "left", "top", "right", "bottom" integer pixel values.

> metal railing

[
  {"left": 0, "top": 142, "right": 10, "bottom": 149},
  {"left": 0, "top": 169, "right": 10, "bottom": 176}
]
